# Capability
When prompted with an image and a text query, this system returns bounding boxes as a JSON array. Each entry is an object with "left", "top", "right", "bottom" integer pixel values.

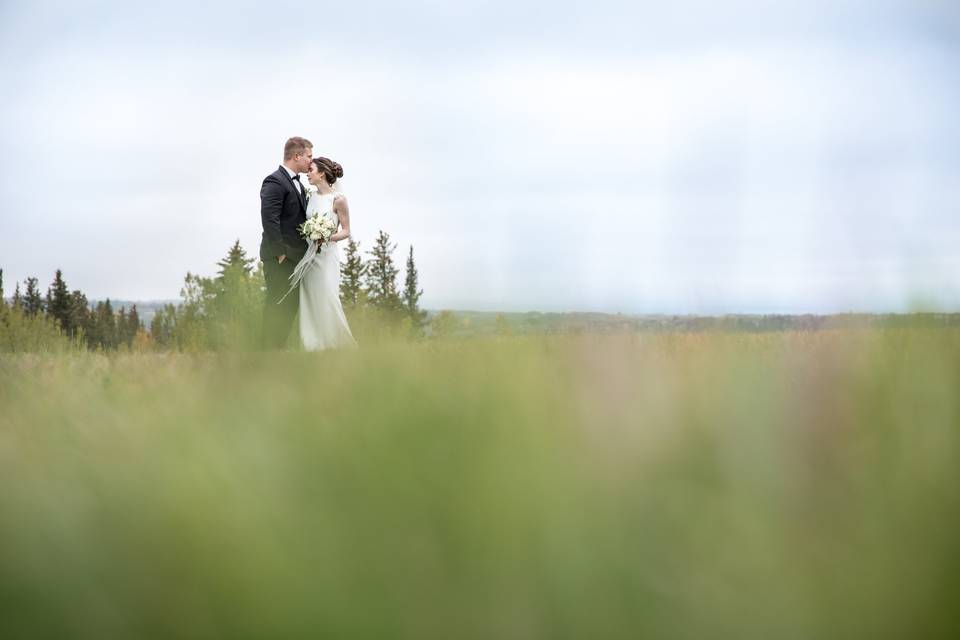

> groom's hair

[{"left": 284, "top": 137, "right": 313, "bottom": 160}]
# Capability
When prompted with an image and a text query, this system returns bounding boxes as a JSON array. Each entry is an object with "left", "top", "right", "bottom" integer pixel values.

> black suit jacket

[{"left": 260, "top": 166, "right": 308, "bottom": 262}]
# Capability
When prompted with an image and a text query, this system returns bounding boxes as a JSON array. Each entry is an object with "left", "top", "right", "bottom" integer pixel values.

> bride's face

[{"left": 307, "top": 162, "right": 325, "bottom": 186}]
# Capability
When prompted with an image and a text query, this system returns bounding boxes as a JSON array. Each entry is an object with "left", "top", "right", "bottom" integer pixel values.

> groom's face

[{"left": 295, "top": 148, "right": 314, "bottom": 173}]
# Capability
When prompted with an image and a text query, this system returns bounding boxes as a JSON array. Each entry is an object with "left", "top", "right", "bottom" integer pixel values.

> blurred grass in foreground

[{"left": 1, "top": 330, "right": 958, "bottom": 638}]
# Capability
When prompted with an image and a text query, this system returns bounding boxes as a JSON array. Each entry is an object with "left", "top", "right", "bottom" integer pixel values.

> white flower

[{"left": 299, "top": 212, "right": 336, "bottom": 243}]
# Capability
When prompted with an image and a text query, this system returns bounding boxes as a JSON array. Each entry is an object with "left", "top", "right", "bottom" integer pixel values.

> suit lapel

[{"left": 277, "top": 166, "right": 307, "bottom": 212}]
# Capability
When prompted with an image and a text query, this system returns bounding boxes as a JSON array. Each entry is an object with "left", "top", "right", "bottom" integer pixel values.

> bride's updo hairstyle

[{"left": 312, "top": 157, "right": 344, "bottom": 185}]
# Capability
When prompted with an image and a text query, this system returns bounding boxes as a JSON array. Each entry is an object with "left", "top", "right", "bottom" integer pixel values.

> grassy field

[{"left": 1, "top": 330, "right": 958, "bottom": 638}]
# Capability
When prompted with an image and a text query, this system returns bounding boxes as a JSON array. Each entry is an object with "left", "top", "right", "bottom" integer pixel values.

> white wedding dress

[{"left": 298, "top": 191, "right": 358, "bottom": 351}]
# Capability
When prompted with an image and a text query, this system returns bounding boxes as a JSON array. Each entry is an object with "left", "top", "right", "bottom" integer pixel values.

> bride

[{"left": 295, "top": 157, "right": 358, "bottom": 351}]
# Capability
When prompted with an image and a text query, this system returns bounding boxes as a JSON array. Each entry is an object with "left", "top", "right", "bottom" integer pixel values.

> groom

[{"left": 260, "top": 136, "right": 313, "bottom": 349}]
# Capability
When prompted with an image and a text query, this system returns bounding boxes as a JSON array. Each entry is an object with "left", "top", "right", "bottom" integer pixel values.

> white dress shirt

[{"left": 283, "top": 165, "right": 303, "bottom": 196}]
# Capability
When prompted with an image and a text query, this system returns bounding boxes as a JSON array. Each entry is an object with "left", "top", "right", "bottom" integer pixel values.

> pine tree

[
  {"left": 150, "top": 311, "right": 164, "bottom": 345},
  {"left": 206, "top": 241, "right": 263, "bottom": 348},
  {"left": 213, "top": 241, "right": 257, "bottom": 310},
  {"left": 340, "top": 239, "right": 366, "bottom": 309},
  {"left": 217, "top": 239, "right": 256, "bottom": 279},
  {"left": 12, "top": 282, "right": 22, "bottom": 310},
  {"left": 46, "top": 269, "right": 72, "bottom": 334},
  {"left": 127, "top": 305, "right": 141, "bottom": 344},
  {"left": 0, "top": 268, "right": 5, "bottom": 310},
  {"left": 363, "top": 230, "right": 402, "bottom": 315},
  {"left": 117, "top": 307, "right": 128, "bottom": 346},
  {"left": 84, "top": 303, "right": 100, "bottom": 348},
  {"left": 23, "top": 277, "right": 45, "bottom": 316},
  {"left": 93, "top": 299, "right": 117, "bottom": 350},
  {"left": 402, "top": 245, "right": 427, "bottom": 336},
  {"left": 69, "top": 291, "right": 90, "bottom": 342}
]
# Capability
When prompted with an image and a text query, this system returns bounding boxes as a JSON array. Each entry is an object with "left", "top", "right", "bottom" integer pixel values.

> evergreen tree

[
  {"left": 402, "top": 245, "right": 427, "bottom": 336},
  {"left": 363, "top": 230, "right": 402, "bottom": 315},
  {"left": 23, "top": 277, "right": 45, "bottom": 316},
  {"left": 12, "top": 283, "right": 22, "bottom": 310},
  {"left": 340, "top": 239, "right": 366, "bottom": 309},
  {"left": 105, "top": 300, "right": 118, "bottom": 349},
  {"left": 212, "top": 241, "right": 259, "bottom": 318},
  {"left": 117, "top": 307, "right": 128, "bottom": 346},
  {"left": 69, "top": 291, "right": 90, "bottom": 342},
  {"left": 84, "top": 302, "right": 100, "bottom": 347},
  {"left": 94, "top": 299, "right": 117, "bottom": 350},
  {"left": 46, "top": 269, "right": 72, "bottom": 334},
  {"left": 217, "top": 239, "right": 256, "bottom": 279},
  {"left": 150, "top": 310, "right": 164, "bottom": 345},
  {"left": 127, "top": 305, "right": 141, "bottom": 344},
  {"left": 175, "top": 241, "right": 264, "bottom": 350},
  {"left": 0, "top": 268, "right": 5, "bottom": 310}
]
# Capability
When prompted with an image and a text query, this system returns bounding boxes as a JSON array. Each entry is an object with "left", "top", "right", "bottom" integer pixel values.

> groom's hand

[{"left": 277, "top": 255, "right": 286, "bottom": 264}]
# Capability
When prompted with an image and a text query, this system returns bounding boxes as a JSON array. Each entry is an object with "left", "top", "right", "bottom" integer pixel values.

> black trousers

[{"left": 261, "top": 257, "right": 298, "bottom": 349}]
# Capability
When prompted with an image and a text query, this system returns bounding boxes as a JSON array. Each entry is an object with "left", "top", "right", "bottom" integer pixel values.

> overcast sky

[{"left": 1, "top": 0, "right": 958, "bottom": 313}]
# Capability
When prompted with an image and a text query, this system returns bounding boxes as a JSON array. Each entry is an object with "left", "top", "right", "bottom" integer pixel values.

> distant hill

[
  {"left": 74, "top": 302, "right": 960, "bottom": 336},
  {"left": 426, "top": 310, "right": 960, "bottom": 337}
]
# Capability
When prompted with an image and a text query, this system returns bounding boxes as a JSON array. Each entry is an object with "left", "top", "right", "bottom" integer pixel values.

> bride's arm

[{"left": 327, "top": 195, "right": 351, "bottom": 242}]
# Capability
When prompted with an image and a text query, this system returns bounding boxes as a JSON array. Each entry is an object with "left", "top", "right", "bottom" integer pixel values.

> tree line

[
  {"left": 1, "top": 229, "right": 430, "bottom": 352},
  {"left": 340, "top": 231, "right": 428, "bottom": 336},
  {"left": 148, "top": 230, "right": 428, "bottom": 350},
  {"left": 0, "top": 268, "right": 143, "bottom": 352}
]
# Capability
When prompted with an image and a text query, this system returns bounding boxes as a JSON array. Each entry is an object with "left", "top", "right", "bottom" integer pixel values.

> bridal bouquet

[
  {"left": 277, "top": 214, "right": 336, "bottom": 304},
  {"left": 299, "top": 213, "right": 336, "bottom": 243}
]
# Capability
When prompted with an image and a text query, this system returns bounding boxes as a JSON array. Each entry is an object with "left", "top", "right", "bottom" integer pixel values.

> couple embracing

[{"left": 259, "top": 136, "right": 358, "bottom": 351}]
